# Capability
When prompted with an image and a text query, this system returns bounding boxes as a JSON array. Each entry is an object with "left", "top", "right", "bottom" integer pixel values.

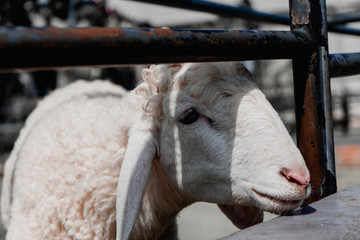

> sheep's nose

[{"left": 280, "top": 168, "right": 310, "bottom": 187}]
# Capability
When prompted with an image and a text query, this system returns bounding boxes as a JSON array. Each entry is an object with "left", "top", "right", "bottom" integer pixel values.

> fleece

[{"left": 3, "top": 81, "right": 135, "bottom": 239}]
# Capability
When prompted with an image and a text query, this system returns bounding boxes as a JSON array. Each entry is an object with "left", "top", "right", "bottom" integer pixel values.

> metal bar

[
  {"left": 319, "top": 46, "right": 337, "bottom": 200},
  {"left": 135, "top": 0, "right": 360, "bottom": 36},
  {"left": 328, "top": 11, "right": 360, "bottom": 26},
  {"left": 328, "top": 25, "right": 360, "bottom": 36},
  {"left": 0, "top": 27, "right": 312, "bottom": 72},
  {"left": 290, "top": 0, "right": 336, "bottom": 205},
  {"left": 1, "top": 27, "right": 358, "bottom": 76},
  {"left": 132, "top": 0, "right": 289, "bottom": 25},
  {"left": 329, "top": 52, "right": 360, "bottom": 78}
]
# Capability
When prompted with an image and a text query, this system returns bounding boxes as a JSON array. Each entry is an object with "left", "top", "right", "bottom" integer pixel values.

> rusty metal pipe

[
  {"left": 290, "top": 0, "right": 337, "bottom": 204},
  {"left": 0, "top": 27, "right": 312, "bottom": 72}
]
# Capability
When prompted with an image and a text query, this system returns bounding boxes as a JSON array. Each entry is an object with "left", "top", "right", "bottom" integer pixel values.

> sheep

[{"left": 1, "top": 62, "right": 311, "bottom": 240}]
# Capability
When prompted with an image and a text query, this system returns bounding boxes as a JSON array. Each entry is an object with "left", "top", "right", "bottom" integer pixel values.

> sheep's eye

[{"left": 179, "top": 108, "right": 200, "bottom": 125}]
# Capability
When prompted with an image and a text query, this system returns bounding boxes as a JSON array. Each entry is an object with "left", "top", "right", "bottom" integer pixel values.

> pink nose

[{"left": 281, "top": 168, "right": 310, "bottom": 187}]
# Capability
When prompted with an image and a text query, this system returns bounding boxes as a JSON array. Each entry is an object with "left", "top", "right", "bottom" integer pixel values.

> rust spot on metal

[
  {"left": 290, "top": 0, "right": 310, "bottom": 26},
  {"left": 154, "top": 28, "right": 175, "bottom": 36},
  {"left": 299, "top": 73, "right": 325, "bottom": 205}
]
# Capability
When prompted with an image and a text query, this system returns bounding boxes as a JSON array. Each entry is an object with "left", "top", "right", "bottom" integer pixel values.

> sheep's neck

[{"left": 131, "top": 160, "right": 193, "bottom": 240}]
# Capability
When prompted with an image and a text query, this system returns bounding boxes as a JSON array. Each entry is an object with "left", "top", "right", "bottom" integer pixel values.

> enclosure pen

[{"left": 0, "top": 0, "right": 359, "bottom": 239}]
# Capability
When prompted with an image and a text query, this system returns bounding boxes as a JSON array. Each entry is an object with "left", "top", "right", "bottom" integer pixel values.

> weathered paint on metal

[
  {"left": 0, "top": 27, "right": 358, "bottom": 76},
  {"left": 289, "top": 0, "right": 310, "bottom": 26},
  {"left": 0, "top": 27, "right": 312, "bottom": 72},
  {"left": 296, "top": 71, "right": 326, "bottom": 201},
  {"left": 319, "top": 47, "right": 337, "bottom": 197},
  {"left": 290, "top": 0, "right": 337, "bottom": 204},
  {"left": 220, "top": 185, "right": 360, "bottom": 240}
]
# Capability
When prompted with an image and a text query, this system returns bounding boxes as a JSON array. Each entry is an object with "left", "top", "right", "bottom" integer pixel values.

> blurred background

[{"left": 0, "top": 0, "right": 359, "bottom": 239}]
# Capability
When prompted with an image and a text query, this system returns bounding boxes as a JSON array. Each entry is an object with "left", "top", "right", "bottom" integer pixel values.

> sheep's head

[{"left": 116, "top": 62, "right": 311, "bottom": 239}]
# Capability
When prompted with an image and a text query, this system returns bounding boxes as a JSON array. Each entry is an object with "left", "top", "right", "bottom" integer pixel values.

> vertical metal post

[{"left": 289, "top": 0, "right": 336, "bottom": 204}]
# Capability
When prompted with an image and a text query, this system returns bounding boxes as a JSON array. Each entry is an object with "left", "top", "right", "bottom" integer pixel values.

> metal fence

[{"left": 1, "top": 0, "right": 360, "bottom": 205}]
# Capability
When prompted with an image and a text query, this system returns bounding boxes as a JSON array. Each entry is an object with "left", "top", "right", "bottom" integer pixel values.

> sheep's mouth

[{"left": 252, "top": 189, "right": 302, "bottom": 206}]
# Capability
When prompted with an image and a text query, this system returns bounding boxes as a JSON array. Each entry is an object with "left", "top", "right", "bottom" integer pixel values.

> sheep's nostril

[{"left": 280, "top": 168, "right": 310, "bottom": 187}]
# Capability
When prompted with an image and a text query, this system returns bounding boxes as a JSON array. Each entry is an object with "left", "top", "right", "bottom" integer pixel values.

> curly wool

[
  {"left": 3, "top": 74, "right": 188, "bottom": 240},
  {"left": 5, "top": 81, "right": 129, "bottom": 239},
  {"left": 136, "top": 64, "right": 181, "bottom": 118}
]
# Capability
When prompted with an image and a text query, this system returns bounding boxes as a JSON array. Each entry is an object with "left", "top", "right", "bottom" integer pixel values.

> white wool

[
  {"left": 1, "top": 80, "right": 127, "bottom": 228},
  {"left": 2, "top": 62, "right": 311, "bottom": 240},
  {"left": 3, "top": 80, "right": 129, "bottom": 239}
]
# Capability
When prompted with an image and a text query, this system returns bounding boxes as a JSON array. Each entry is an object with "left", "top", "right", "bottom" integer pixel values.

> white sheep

[{"left": 1, "top": 62, "right": 311, "bottom": 240}]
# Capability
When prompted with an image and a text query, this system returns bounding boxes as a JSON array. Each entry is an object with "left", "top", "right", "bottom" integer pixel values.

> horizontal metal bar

[
  {"left": 134, "top": 0, "right": 360, "bottom": 36},
  {"left": 1, "top": 27, "right": 358, "bottom": 77},
  {"left": 328, "top": 25, "right": 360, "bottom": 36},
  {"left": 328, "top": 12, "right": 360, "bottom": 26},
  {"left": 0, "top": 27, "right": 312, "bottom": 72},
  {"left": 329, "top": 52, "right": 360, "bottom": 78},
  {"left": 132, "top": 0, "right": 290, "bottom": 25}
]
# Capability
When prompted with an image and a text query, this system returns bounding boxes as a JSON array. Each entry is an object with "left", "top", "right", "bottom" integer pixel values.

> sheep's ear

[
  {"left": 218, "top": 204, "right": 263, "bottom": 229},
  {"left": 116, "top": 124, "right": 158, "bottom": 240}
]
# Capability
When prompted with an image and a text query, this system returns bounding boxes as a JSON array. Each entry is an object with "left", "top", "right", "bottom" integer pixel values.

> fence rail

[
  {"left": 0, "top": 27, "right": 312, "bottom": 71},
  {"left": 0, "top": 27, "right": 359, "bottom": 78}
]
